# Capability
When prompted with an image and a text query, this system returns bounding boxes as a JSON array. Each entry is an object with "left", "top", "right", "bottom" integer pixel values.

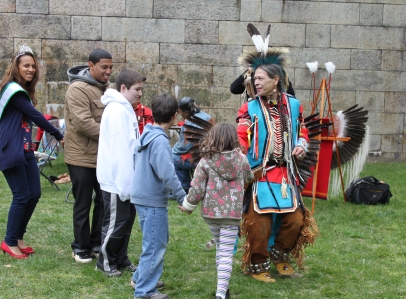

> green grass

[{"left": 0, "top": 156, "right": 405, "bottom": 299}]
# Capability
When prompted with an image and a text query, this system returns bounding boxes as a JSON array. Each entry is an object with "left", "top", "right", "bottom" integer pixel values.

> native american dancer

[{"left": 236, "top": 24, "right": 319, "bottom": 282}]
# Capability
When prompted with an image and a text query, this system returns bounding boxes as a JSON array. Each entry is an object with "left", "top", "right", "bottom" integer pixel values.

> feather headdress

[{"left": 240, "top": 23, "right": 290, "bottom": 91}]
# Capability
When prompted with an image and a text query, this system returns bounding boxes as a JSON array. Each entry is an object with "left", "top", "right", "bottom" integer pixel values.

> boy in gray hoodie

[{"left": 130, "top": 93, "right": 185, "bottom": 299}]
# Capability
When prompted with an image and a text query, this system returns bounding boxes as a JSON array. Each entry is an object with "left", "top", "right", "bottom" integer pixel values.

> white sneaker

[{"left": 72, "top": 252, "right": 92, "bottom": 263}]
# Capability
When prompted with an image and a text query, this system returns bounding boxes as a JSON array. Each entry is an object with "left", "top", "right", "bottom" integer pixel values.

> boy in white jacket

[{"left": 96, "top": 69, "right": 145, "bottom": 277}]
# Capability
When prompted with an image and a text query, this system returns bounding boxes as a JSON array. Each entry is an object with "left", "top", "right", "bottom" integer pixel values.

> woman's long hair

[
  {"left": 200, "top": 123, "right": 240, "bottom": 158},
  {"left": 0, "top": 52, "right": 39, "bottom": 105}
]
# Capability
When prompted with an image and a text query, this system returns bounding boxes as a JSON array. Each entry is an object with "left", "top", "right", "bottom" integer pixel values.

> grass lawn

[{"left": 0, "top": 156, "right": 405, "bottom": 299}]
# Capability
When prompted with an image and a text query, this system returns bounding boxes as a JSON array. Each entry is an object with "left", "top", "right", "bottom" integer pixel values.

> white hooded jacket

[{"left": 96, "top": 88, "right": 140, "bottom": 200}]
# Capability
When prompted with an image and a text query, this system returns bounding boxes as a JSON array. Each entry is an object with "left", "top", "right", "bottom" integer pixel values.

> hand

[
  {"left": 292, "top": 146, "right": 305, "bottom": 160},
  {"left": 178, "top": 206, "right": 192, "bottom": 214},
  {"left": 59, "top": 138, "right": 65, "bottom": 147}
]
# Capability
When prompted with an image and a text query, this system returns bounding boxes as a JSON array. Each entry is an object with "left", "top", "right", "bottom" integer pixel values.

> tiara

[{"left": 16, "top": 44, "right": 34, "bottom": 58}]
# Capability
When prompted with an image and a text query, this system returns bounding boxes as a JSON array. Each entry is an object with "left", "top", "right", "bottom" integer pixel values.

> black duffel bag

[{"left": 345, "top": 176, "right": 392, "bottom": 205}]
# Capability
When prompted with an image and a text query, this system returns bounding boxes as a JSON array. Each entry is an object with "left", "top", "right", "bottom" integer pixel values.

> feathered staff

[{"left": 306, "top": 61, "right": 318, "bottom": 111}]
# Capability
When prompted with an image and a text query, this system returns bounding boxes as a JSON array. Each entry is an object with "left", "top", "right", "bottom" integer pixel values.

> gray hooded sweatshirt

[{"left": 130, "top": 124, "right": 186, "bottom": 207}]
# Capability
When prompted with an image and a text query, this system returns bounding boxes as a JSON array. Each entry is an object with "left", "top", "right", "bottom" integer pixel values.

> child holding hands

[{"left": 180, "top": 123, "right": 254, "bottom": 299}]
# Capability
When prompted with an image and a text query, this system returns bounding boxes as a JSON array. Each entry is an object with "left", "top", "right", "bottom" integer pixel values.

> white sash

[{"left": 0, "top": 82, "right": 28, "bottom": 120}]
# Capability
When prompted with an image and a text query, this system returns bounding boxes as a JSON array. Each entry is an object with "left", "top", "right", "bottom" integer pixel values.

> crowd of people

[{"left": 0, "top": 40, "right": 317, "bottom": 299}]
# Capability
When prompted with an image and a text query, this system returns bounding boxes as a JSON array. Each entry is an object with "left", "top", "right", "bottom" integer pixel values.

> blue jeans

[
  {"left": 172, "top": 154, "right": 196, "bottom": 192},
  {"left": 2, "top": 151, "right": 41, "bottom": 246},
  {"left": 132, "top": 205, "right": 169, "bottom": 298}
]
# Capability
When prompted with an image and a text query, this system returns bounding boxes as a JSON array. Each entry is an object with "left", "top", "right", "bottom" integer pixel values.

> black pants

[
  {"left": 97, "top": 191, "right": 136, "bottom": 271},
  {"left": 67, "top": 164, "right": 103, "bottom": 253}
]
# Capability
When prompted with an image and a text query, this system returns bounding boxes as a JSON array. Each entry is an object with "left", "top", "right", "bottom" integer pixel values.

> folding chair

[{"left": 33, "top": 118, "right": 64, "bottom": 190}]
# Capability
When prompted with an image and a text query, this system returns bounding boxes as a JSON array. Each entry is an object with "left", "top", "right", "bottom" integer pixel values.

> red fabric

[
  {"left": 302, "top": 118, "right": 333, "bottom": 200},
  {"left": 34, "top": 114, "right": 57, "bottom": 151},
  {"left": 133, "top": 104, "right": 154, "bottom": 134}
]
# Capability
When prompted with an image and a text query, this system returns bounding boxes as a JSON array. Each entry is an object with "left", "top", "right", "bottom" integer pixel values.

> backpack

[{"left": 345, "top": 176, "right": 392, "bottom": 205}]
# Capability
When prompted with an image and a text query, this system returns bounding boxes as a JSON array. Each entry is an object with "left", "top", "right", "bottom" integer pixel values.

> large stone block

[
  {"left": 72, "top": 17, "right": 101, "bottom": 41},
  {"left": 45, "top": 61, "right": 71, "bottom": 82},
  {"left": 383, "top": 4, "right": 406, "bottom": 27},
  {"left": 102, "top": 18, "right": 184, "bottom": 43},
  {"left": 306, "top": 24, "right": 331, "bottom": 48},
  {"left": 213, "top": 66, "right": 242, "bottom": 87},
  {"left": 241, "top": 0, "right": 261, "bottom": 22},
  {"left": 42, "top": 40, "right": 126, "bottom": 63},
  {"left": 356, "top": 91, "right": 385, "bottom": 112},
  {"left": 382, "top": 50, "right": 405, "bottom": 71},
  {"left": 47, "top": 82, "right": 70, "bottom": 105},
  {"left": 126, "top": 0, "right": 153, "bottom": 18},
  {"left": 331, "top": 25, "right": 404, "bottom": 50},
  {"left": 185, "top": 20, "right": 218, "bottom": 44},
  {"left": 0, "top": 38, "right": 13, "bottom": 58},
  {"left": 368, "top": 134, "right": 381, "bottom": 152},
  {"left": 381, "top": 134, "right": 403, "bottom": 153},
  {"left": 49, "top": 0, "right": 125, "bottom": 16},
  {"left": 211, "top": 86, "right": 242, "bottom": 123},
  {"left": 299, "top": 0, "right": 403, "bottom": 4},
  {"left": 360, "top": 4, "right": 383, "bottom": 26},
  {"left": 125, "top": 62, "right": 178, "bottom": 86},
  {"left": 219, "top": 22, "right": 306, "bottom": 48},
  {"left": 153, "top": 0, "right": 239, "bottom": 20},
  {"left": 289, "top": 48, "right": 351, "bottom": 69},
  {"left": 366, "top": 112, "right": 404, "bottom": 135},
  {"left": 17, "top": 0, "right": 48, "bottom": 13},
  {"left": 262, "top": 1, "right": 359, "bottom": 25},
  {"left": 0, "top": 14, "right": 70, "bottom": 39},
  {"left": 0, "top": 0, "right": 14, "bottom": 12},
  {"left": 351, "top": 50, "right": 381, "bottom": 71},
  {"left": 126, "top": 42, "right": 159, "bottom": 63},
  {"left": 160, "top": 44, "right": 242, "bottom": 67},
  {"left": 176, "top": 86, "right": 211, "bottom": 108},
  {"left": 140, "top": 83, "right": 159, "bottom": 107},
  {"left": 178, "top": 65, "right": 212, "bottom": 87},
  {"left": 385, "top": 92, "right": 406, "bottom": 114},
  {"left": 293, "top": 88, "right": 356, "bottom": 114},
  {"left": 295, "top": 68, "right": 406, "bottom": 92}
]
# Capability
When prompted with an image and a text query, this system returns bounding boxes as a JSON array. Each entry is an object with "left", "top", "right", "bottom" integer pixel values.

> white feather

[
  {"left": 325, "top": 62, "right": 336, "bottom": 74},
  {"left": 306, "top": 61, "right": 318, "bottom": 73},
  {"left": 251, "top": 35, "right": 264, "bottom": 53}
]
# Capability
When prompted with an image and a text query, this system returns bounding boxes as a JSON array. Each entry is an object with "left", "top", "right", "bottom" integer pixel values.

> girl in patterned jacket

[{"left": 181, "top": 123, "right": 254, "bottom": 299}]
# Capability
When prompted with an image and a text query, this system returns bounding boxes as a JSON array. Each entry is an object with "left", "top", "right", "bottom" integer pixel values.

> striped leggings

[{"left": 208, "top": 224, "right": 239, "bottom": 299}]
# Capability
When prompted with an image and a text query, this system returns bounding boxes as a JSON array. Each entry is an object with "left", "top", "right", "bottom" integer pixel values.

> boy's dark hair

[
  {"left": 200, "top": 123, "right": 240, "bottom": 158},
  {"left": 89, "top": 48, "right": 112, "bottom": 64},
  {"left": 116, "top": 69, "right": 146, "bottom": 92},
  {"left": 151, "top": 93, "right": 178, "bottom": 124}
]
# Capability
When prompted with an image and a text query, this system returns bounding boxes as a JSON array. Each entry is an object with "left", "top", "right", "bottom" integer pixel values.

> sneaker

[
  {"left": 120, "top": 263, "right": 137, "bottom": 272},
  {"left": 215, "top": 289, "right": 230, "bottom": 299},
  {"left": 134, "top": 292, "right": 169, "bottom": 299},
  {"left": 131, "top": 280, "right": 165, "bottom": 290},
  {"left": 91, "top": 250, "right": 99, "bottom": 259},
  {"left": 96, "top": 265, "right": 122, "bottom": 277},
  {"left": 72, "top": 251, "right": 92, "bottom": 263}
]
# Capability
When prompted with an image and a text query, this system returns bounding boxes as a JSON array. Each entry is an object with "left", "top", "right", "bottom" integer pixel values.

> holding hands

[{"left": 178, "top": 206, "right": 192, "bottom": 214}]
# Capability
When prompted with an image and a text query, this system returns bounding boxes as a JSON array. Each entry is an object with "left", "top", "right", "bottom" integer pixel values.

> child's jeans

[{"left": 132, "top": 205, "right": 169, "bottom": 298}]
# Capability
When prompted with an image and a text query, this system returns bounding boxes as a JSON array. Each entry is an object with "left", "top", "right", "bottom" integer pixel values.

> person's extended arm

[
  {"left": 182, "top": 160, "right": 208, "bottom": 213},
  {"left": 10, "top": 92, "right": 63, "bottom": 141}
]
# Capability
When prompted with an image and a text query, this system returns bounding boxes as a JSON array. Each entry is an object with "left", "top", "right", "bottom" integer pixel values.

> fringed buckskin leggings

[
  {"left": 209, "top": 224, "right": 239, "bottom": 299},
  {"left": 244, "top": 199, "right": 304, "bottom": 264}
]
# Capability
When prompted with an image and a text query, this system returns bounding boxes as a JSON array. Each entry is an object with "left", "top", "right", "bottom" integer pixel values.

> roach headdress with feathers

[{"left": 240, "top": 23, "right": 290, "bottom": 92}]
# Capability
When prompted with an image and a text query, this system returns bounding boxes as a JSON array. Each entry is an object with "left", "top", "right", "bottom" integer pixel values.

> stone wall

[{"left": 0, "top": 0, "right": 405, "bottom": 161}]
